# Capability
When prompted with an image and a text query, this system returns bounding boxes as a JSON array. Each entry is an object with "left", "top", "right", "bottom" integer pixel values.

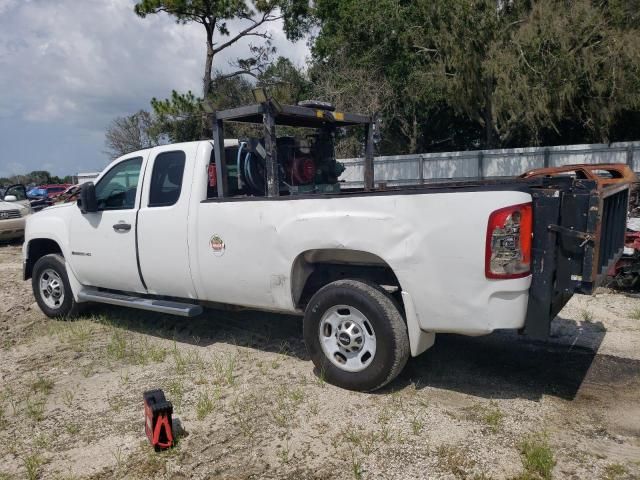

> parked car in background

[
  {"left": 26, "top": 184, "right": 73, "bottom": 211},
  {"left": 28, "top": 184, "right": 72, "bottom": 200},
  {"left": 53, "top": 185, "right": 81, "bottom": 204},
  {"left": 26, "top": 188, "right": 54, "bottom": 212},
  {"left": 0, "top": 184, "right": 32, "bottom": 241}
]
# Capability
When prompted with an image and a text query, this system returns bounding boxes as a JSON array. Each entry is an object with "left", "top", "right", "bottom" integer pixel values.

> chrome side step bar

[{"left": 77, "top": 288, "right": 203, "bottom": 317}]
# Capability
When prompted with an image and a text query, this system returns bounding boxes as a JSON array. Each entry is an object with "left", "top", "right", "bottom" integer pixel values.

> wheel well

[
  {"left": 291, "top": 249, "right": 402, "bottom": 310},
  {"left": 25, "top": 239, "right": 62, "bottom": 280}
]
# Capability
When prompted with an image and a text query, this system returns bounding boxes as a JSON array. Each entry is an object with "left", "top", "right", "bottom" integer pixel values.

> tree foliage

[
  {"left": 134, "top": 0, "right": 309, "bottom": 99},
  {"left": 143, "top": 57, "right": 310, "bottom": 143},
  {"left": 150, "top": 91, "right": 203, "bottom": 143},
  {"left": 105, "top": 110, "right": 159, "bottom": 159},
  {"left": 109, "top": 0, "right": 640, "bottom": 156},
  {"left": 311, "top": 0, "right": 640, "bottom": 152},
  {"left": 487, "top": 0, "right": 640, "bottom": 145},
  {"left": 0, "top": 171, "right": 72, "bottom": 187}
]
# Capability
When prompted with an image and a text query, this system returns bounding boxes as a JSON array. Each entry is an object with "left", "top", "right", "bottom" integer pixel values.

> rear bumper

[{"left": 410, "top": 275, "right": 531, "bottom": 336}]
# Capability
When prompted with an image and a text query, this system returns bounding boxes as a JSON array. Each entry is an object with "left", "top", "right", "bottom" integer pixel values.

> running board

[{"left": 77, "top": 289, "right": 203, "bottom": 317}]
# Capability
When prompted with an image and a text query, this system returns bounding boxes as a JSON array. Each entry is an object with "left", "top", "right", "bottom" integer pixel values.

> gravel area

[{"left": 1, "top": 241, "right": 639, "bottom": 479}]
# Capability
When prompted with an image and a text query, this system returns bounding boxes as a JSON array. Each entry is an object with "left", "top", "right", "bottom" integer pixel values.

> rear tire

[
  {"left": 32, "top": 254, "right": 82, "bottom": 319},
  {"left": 303, "top": 279, "right": 409, "bottom": 392}
]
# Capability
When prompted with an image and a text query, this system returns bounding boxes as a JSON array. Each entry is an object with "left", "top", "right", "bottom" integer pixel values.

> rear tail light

[{"left": 485, "top": 202, "right": 532, "bottom": 279}]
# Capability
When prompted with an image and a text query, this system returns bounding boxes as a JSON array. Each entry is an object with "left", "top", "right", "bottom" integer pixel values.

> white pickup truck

[{"left": 23, "top": 101, "right": 631, "bottom": 391}]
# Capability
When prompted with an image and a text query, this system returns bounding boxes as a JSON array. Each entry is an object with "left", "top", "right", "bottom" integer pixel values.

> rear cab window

[{"left": 149, "top": 151, "right": 186, "bottom": 207}]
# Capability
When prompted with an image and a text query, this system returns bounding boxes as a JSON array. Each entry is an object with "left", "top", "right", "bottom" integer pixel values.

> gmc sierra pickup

[{"left": 22, "top": 101, "right": 632, "bottom": 391}]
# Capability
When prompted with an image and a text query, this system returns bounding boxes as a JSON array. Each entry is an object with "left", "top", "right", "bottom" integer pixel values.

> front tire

[
  {"left": 32, "top": 254, "right": 81, "bottom": 319},
  {"left": 303, "top": 279, "right": 410, "bottom": 392}
]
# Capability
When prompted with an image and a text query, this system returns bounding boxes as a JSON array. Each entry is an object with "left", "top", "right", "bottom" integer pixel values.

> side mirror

[
  {"left": 78, "top": 182, "right": 98, "bottom": 213},
  {"left": 4, "top": 195, "right": 17, "bottom": 202}
]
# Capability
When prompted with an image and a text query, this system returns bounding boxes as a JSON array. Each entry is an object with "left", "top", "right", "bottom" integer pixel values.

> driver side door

[{"left": 69, "top": 155, "right": 147, "bottom": 293}]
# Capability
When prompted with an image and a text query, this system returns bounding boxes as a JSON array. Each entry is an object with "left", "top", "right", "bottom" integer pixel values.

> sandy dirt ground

[{"left": 1, "top": 241, "right": 639, "bottom": 480}]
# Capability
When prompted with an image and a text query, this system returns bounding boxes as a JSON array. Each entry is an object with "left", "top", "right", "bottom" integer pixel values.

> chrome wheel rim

[
  {"left": 318, "top": 305, "right": 376, "bottom": 372},
  {"left": 39, "top": 268, "right": 64, "bottom": 309}
]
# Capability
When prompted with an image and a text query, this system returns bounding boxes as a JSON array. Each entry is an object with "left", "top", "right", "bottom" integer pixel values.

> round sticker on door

[{"left": 210, "top": 235, "right": 225, "bottom": 256}]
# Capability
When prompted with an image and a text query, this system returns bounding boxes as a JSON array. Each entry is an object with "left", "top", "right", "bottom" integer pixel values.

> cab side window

[
  {"left": 95, "top": 157, "right": 142, "bottom": 210},
  {"left": 149, "top": 151, "right": 186, "bottom": 207}
]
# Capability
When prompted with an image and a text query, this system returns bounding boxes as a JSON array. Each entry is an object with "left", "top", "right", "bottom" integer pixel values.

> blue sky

[{"left": 0, "top": 0, "right": 309, "bottom": 178}]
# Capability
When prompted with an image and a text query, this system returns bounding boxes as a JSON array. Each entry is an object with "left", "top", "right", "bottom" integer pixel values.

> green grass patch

[
  {"left": 580, "top": 309, "right": 594, "bottom": 322},
  {"left": 172, "top": 344, "right": 205, "bottom": 376},
  {"left": 65, "top": 423, "right": 81, "bottom": 436},
  {"left": 31, "top": 377, "right": 54, "bottom": 395},
  {"left": 463, "top": 402, "right": 504, "bottom": 433},
  {"left": 46, "top": 319, "right": 97, "bottom": 352},
  {"left": 166, "top": 380, "right": 185, "bottom": 412},
  {"left": 436, "top": 444, "right": 476, "bottom": 477},
  {"left": 196, "top": 391, "right": 215, "bottom": 420},
  {"left": 212, "top": 353, "right": 237, "bottom": 386},
  {"left": 105, "top": 328, "right": 169, "bottom": 366},
  {"left": 22, "top": 453, "right": 43, "bottom": 480},
  {"left": 603, "top": 463, "right": 628, "bottom": 480},
  {"left": 25, "top": 396, "right": 46, "bottom": 422},
  {"left": 517, "top": 433, "right": 555, "bottom": 480}
]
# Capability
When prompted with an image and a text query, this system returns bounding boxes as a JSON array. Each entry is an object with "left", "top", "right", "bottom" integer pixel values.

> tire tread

[{"left": 32, "top": 253, "right": 81, "bottom": 320}]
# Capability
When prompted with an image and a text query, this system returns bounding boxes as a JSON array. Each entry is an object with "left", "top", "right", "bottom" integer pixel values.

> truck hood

[
  {"left": 26, "top": 202, "right": 74, "bottom": 221},
  {"left": 34, "top": 202, "right": 75, "bottom": 214}
]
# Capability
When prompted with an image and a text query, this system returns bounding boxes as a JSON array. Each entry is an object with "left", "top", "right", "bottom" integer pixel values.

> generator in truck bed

[{"left": 22, "top": 97, "right": 633, "bottom": 391}]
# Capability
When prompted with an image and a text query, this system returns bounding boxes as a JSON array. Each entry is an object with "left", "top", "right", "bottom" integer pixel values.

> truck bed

[{"left": 203, "top": 173, "right": 630, "bottom": 339}]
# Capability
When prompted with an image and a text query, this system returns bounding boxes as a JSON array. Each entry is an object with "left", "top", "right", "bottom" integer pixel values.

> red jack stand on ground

[{"left": 143, "top": 389, "right": 174, "bottom": 450}]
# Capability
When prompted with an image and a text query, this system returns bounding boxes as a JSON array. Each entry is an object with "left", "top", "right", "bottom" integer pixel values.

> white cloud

[{"left": 0, "top": 0, "right": 309, "bottom": 176}]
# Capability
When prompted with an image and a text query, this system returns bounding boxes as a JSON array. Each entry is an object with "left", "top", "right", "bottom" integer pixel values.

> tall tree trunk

[
  {"left": 203, "top": 22, "right": 214, "bottom": 98},
  {"left": 409, "top": 111, "right": 418, "bottom": 154},
  {"left": 483, "top": 77, "right": 497, "bottom": 148},
  {"left": 201, "top": 22, "right": 215, "bottom": 139},
  {"left": 398, "top": 108, "right": 419, "bottom": 154}
]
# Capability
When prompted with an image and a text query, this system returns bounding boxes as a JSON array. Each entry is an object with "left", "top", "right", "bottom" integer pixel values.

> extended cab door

[
  {"left": 69, "top": 155, "right": 147, "bottom": 292},
  {"left": 136, "top": 144, "right": 198, "bottom": 298}
]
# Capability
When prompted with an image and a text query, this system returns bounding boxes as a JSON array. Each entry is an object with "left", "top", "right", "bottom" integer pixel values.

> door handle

[{"left": 113, "top": 222, "right": 131, "bottom": 232}]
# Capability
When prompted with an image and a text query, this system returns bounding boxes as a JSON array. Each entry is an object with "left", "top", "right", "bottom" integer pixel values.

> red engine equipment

[
  {"left": 290, "top": 156, "right": 316, "bottom": 185},
  {"left": 208, "top": 164, "right": 217, "bottom": 188}
]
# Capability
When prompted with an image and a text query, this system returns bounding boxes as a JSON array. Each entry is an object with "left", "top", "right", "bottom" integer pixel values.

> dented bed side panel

[{"left": 190, "top": 189, "right": 533, "bottom": 337}]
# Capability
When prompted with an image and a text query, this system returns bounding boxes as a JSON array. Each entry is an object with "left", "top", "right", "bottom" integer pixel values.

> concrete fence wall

[{"left": 339, "top": 141, "right": 640, "bottom": 187}]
